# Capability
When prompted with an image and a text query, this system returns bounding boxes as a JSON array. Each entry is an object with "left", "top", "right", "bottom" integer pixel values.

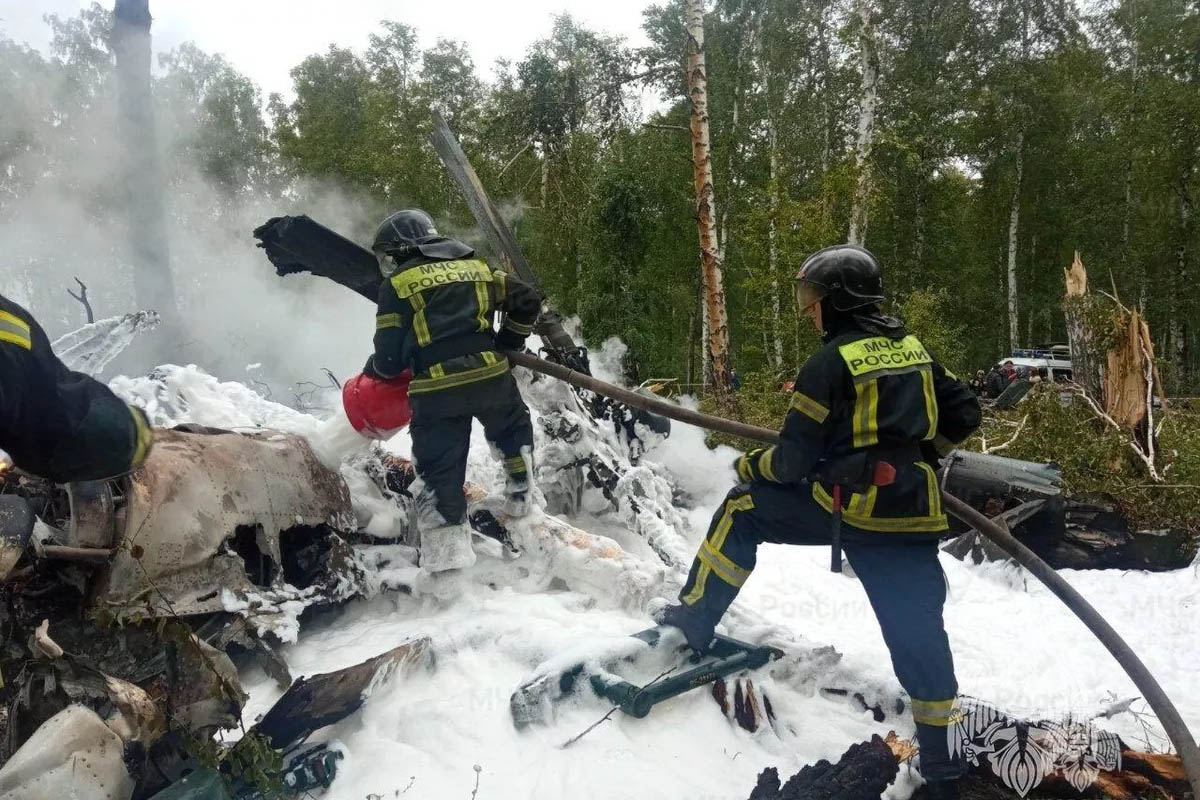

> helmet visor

[{"left": 794, "top": 280, "right": 825, "bottom": 314}]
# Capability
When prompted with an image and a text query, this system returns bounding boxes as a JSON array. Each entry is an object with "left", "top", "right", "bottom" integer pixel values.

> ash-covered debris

[{"left": 748, "top": 735, "right": 900, "bottom": 800}]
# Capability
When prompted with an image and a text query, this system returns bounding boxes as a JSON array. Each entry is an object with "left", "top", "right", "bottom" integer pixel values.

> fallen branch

[
  {"left": 984, "top": 414, "right": 1027, "bottom": 454},
  {"left": 1066, "top": 382, "right": 1162, "bottom": 481}
]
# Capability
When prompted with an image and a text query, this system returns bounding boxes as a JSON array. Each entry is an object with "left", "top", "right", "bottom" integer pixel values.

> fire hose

[{"left": 508, "top": 349, "right": 1200, "bottom": 794}]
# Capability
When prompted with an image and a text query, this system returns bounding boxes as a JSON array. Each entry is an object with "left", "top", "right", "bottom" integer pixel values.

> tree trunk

[
  {"left": 1006, "top": 130, "right": 1024, "bottom": 352},
  {"left": 759, "top": 14, "right": 783, "bottom": 372},
  {"left": 1172, "top": 146, "right": 1193, "bottom": 382},
  {"left": 847, "top": 0, "right": 880, "bottom": 246},
  {"left": 112, "top": 0, "right": 176, "bottom": 317},
  {"left": 685, "top": 0, "right": 732, "bottom": 399},
  {"left": 769, "top": 128, "right": 783, "bottom": 371},
  {"left": 1063, "top": 252, "right": 1104, "bottom": 400}
]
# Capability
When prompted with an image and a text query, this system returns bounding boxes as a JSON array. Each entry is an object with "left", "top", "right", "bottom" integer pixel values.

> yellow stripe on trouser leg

[
  {"left": 911, "top": 697, "right": 958, "bottom": 726},
  {"left": 683, "top": 494, "right": 755, "bottom": 605}
]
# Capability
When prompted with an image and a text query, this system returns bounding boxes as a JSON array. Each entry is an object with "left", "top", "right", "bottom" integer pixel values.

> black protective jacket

[
  {"left": 0, "top": 294, "right": 152, "bottom": 483},
  {"left": 736, "top": 318, "right": 981, "bottom": 533},
  {"left": 368, "top": 249, "right": 541, "bottom": 395}
]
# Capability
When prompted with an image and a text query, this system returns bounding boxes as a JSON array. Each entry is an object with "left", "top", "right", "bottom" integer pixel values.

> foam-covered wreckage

[{"left": 0, "top": 422, "right": 402, "bottom": 797}]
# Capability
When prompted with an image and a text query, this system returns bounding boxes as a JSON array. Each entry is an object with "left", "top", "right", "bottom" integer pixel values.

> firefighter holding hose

[{"left": 657, "top": 245, "right": 981, "bottom": 799}]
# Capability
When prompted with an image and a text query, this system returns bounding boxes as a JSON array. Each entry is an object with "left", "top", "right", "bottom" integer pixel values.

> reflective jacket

[
  {"left": 737, "top": 327, "right": 981, "bottom": 533},
  {"left": 0, "top": 294, "right": 152, "bottom": 483},
  {"left": 368, "top": 255, "right": 541, "bottom": 395}
]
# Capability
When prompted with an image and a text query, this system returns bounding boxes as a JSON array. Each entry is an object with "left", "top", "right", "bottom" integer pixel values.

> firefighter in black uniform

[
  {"left": 657, "top": 245, "right": 981, "bottom": 799},
  {"left": 0, "top": 293, "right": 153, "bottom": 483},
  {"left": 365, "top": 209, "right": 541, "bottom": 572}
]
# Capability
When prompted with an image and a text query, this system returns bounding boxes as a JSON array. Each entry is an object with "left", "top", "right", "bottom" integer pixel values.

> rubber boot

[
  {"left": 653, "top": 603, "right": 717, "bottom": 653},
  {"left": 419, "top": 522, "right": 476, "bottom": 572}
]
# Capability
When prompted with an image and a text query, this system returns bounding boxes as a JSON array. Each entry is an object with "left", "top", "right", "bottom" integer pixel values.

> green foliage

[
  {"left": 894, "top": 288, "right": 968, "bottom": 376},
  {"left": 965, "top": 391, "right": 1200, "bottom": 532}
]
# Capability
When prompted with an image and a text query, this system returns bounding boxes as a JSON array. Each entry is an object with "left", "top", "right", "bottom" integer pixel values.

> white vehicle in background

[{"left": 1004, "top": 344, "right": 1073, "bottom": 382}]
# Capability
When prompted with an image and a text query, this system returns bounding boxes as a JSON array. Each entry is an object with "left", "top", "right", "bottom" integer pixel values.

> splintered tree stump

[{"left": 749, "top": 735, "right": 899, "bottom": 800}]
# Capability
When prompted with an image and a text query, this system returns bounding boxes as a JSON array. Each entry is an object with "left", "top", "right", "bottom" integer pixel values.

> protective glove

[
  {"left": 494, "top": 328, "right": 527, "bottom": 353},
  {"left": 733, "top": 447, "right": 774, "bottom": 483}
]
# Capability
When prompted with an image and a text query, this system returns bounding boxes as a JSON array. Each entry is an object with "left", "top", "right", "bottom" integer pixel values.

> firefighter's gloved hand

[
  {"left": 494, "top": 328, "right": 527, "bottom": 352},
  {"left": 733, "top": 447, "right": 770, "bottom": 483}
]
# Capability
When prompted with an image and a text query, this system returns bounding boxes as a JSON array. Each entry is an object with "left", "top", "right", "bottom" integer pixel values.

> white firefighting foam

[{"left": 108, "top": 341, "right": 1200, "bottom": 800}]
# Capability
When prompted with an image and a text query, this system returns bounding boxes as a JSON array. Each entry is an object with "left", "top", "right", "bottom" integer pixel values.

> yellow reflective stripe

[
  {"left": 812, "top": 482, "right": 947, "bottom": 532},
  {"left": 848, "top": 485, "right": 877, "bottom": 517},
  {"left": 736, "top": 456, "right": 753, "bottom": 483},
  {"left": 481, "top": 350, "right": 497, "bottom": 366},
  {"left": 838, "top": 334, "right": 931, "bottom": 377},
  {"left": 390, "top": 259, "right": 493, "bottom": 299},
  {"left": 503, "top": 454, "right": 527, "bottom": 474},
  {"left": 376, "top": 313, "right": 402, "bottom": 330},
  {"left": 130, "top": 408, "right": 153, "bottom": 467},
  {"left": 474, "top": 279, "right": 491, "bottom": 333},
  {"left": 429, "top": 363, "right": 446, "bottom": 379},
  {"left": 918, "top": 462, "right": 941, "bottom": 518},
  {"left": 503, "top": 317, "right": 534, "bottom": 335},
  {"left": 711, "top": 493, "right": 754, "bottom": 551},
  {"left": 698, "top": 541, "right": 750, "bottom": 587},
  {"left": 933, "top": 433, "right": 957, "bottom": 457},
  {"left": 409, "top": 359, "right": 509, "bottom": 394},
  {"left": 409, "top": 293, "right": 432, "bottom": 346},
  {"left": 921, "top": 366, "right": 938, "bottom": 441},
  {"left": 0, "top": 311, "right": 32, "bottom": 350},
  {"left": 685, "top": 492, "right": 755, "bottom": 605},
  {"left": 852, "top": 379, "right": 879, "bottom": 448},
  {"left": 912, "top": 697, "right": 958, "bottom": 726},
  {"left": 0, "top": 331, "right": 31, "bottom": 350},
  {"left": 682, "top": 563, "right": 713, "bottom": 606},
  {"left": 758, "top": 447, "right": 778, "bottom": 482},
  {"left": 789, "top": 391, "right": 830, "bottom": 423}
]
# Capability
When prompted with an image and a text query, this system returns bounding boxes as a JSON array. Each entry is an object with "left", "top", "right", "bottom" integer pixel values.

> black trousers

[
  {"left": 408, "top": 370, "right": 533, "bottom": 524},
  {"left": 679, "top": 481, "right": 962, "bottom": 780}
]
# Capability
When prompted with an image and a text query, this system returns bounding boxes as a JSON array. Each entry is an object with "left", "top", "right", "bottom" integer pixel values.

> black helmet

[
  {"left": 373, "top": 209, "right": 439, "bottom": 254},
  {"left": 794, "top": 244, "right": 885, "bottom": 313},
  {"left": 371, "top": 209, "right": 474, "bottom": 276}
]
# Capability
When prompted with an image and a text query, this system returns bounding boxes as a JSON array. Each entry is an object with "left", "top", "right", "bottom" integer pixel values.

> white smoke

[{"left": 0, "top": 15, "right": 386, "bottom": 398}]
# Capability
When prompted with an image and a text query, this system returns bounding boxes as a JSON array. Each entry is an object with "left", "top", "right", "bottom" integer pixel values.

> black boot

[{"left": 654, "top": 603, "right": 717, "bottom": 653}]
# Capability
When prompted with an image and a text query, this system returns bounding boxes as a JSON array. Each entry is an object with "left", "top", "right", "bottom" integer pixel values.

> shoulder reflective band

[
  {"left": 838, "top": 334, "right": 931, "bottom": 377},
  {"left": 391, "top": 259, "right": 494, "bottom": 299},
  {"left": 0, "top": 311, "right": 32, "bottom": 350}
]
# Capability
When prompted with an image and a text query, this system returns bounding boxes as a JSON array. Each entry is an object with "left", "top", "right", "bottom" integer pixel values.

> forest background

[{"left": 2, "top": 0, "right": 1198, "bottom": 396}]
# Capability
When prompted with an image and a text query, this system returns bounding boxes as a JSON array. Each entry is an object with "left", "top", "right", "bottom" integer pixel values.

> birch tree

[
  {"left": 847, "top": 0, "right": 879, "bottom": 246},
  {"left": 685, "top": 0, "right": 732, "bottom": 397}
]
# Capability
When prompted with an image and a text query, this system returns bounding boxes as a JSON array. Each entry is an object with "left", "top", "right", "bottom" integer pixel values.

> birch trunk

[
  {"left": 685, "top": 0, "right": 731, "bottom": 398},
  {"left": 847, "top": 0, "right": 879, "bottom": 246},
  {"left": 758, "top": 11, "right": 783, "bottom": 371},
  {"left": 1006, "top": 130, "right": 1025, "bottom": 352},
  {"left": 769, "top": 127, "right": 783, "bottom": 371},
  {"left": 113, "top": 0, "right": 176, "bottom": 317}
]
